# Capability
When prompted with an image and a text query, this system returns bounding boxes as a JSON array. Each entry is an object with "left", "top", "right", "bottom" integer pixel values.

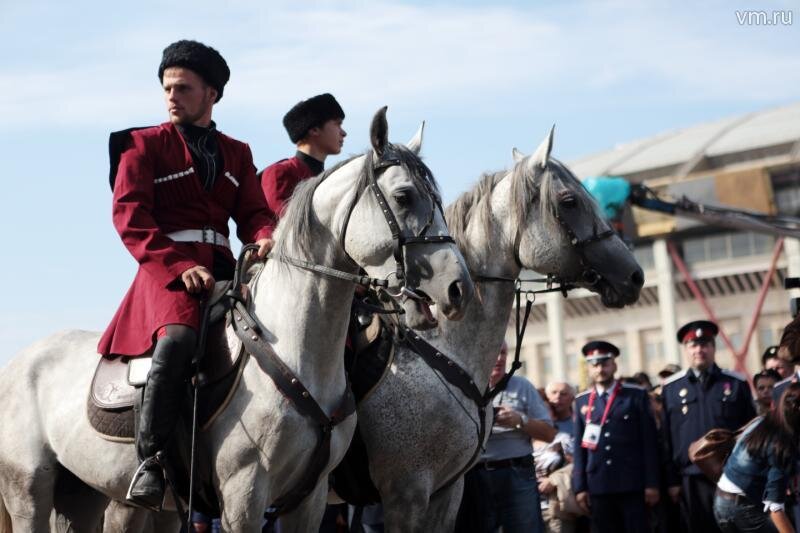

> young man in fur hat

[
  {"left": 99, "top": 39, "right": 275, "bottom": 509},
  {"left": 260, "top": 93, "right": 346, "bottom": 216}
]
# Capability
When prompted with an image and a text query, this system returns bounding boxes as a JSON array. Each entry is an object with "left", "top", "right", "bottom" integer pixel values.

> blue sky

[{"left": 1, "top": 0, "right": 798, "bottom": 363}]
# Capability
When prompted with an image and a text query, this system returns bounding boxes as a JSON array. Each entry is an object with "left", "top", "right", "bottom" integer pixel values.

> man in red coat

[
  {"left": 99, "top": 40, "right": 275, "bottom": 509},
  {"left": 260, "top": 93, "right": 346, "bottom": 216}
]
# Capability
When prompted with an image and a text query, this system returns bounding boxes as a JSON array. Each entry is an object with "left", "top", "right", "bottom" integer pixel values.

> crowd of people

[{"left": 451, "top": 317, "right": 800, "bottom": 533}]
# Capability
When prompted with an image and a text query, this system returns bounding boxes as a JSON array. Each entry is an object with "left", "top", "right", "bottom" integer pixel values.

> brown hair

[
  {"left": 743, "top": 382, "right": 800, "bottom": 469},
  {"left": 779, "top": 317, "right": 800, "bottom": 364}
]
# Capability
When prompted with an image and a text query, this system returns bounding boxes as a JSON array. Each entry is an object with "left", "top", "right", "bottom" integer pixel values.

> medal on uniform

[
  {"left": 679, "top": 388, "right": 687, "bottom": 397},
  {"left": 723, "top": 382, "right": 731, "bottom": 396},
  {"left": 682, "top": 405, "right": 688, "bottom": 415}
]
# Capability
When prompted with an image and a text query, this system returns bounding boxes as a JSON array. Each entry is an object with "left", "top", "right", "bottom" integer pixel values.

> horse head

[
  {"left": 273, "top": 107, "right": 473, "bottom": 329},
  {"left": 508, "top": 127, "right": 643, "bottom": 307}
]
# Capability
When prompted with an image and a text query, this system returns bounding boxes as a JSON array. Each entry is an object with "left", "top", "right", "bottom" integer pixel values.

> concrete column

[
  {"left": 785, "top": 239, "right": 800, "bottom": 319},
  {"left": 626, "top": 328, "right": 644, "bottom": 377},
  {"left": 654, "top": 239, "right": 680, "bottom": 364},
  {"left": 785, "top": 238, "right": 800, "bottom": 281},
  {"left": 546, "top": 291, "right": 567, "bottom": 381},
  {"left": 575, "top": 335, "right": 590, "bottom": 390}
]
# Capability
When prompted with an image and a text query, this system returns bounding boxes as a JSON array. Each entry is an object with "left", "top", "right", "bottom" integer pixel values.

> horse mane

[
  {"left": 445, "top": 156, "right": 597, "bottom": 253},
  {"left": 273, "top": 144, "right": 442, "bottom": 263}
]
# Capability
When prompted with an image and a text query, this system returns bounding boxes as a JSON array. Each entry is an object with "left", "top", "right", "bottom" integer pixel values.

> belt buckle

[{"left": 202, "top": 227, "right": 216, "bottom": 246}]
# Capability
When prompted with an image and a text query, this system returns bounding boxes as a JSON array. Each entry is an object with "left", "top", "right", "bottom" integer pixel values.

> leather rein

[
  {"left": 226, "top": 150, "right": 454, "bottom": 520},
  {"left": 270, "top": 148, "right": 454, "bottom": 309}
]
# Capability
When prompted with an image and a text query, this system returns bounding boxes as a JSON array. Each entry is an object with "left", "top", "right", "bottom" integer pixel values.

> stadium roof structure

[{"left": 569, "top": 102, "right": 800, "bottom": 182}]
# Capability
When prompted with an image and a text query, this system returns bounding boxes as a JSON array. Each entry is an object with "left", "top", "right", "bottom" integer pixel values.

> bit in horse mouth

[{"left": 410, "top": 289, "right": 438, "bottom": 326}]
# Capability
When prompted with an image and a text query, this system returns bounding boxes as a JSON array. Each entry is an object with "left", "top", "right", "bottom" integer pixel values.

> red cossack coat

[
  {"left": 98, "top": 122, "right": 275, "bottom": 357},
  {"left": 260, "top": 156, "right": 314, "bottom": 218}
]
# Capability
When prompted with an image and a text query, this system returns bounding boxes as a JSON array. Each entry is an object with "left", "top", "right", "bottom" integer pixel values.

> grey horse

[
  {"left": 0, "top": 108, "right": 473, "bottom": 532},
  {"left": 351, "top": 127, "right": 643, "bottom": 531}
]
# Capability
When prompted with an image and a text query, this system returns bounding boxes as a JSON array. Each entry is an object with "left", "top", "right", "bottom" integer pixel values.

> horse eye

[
  {"left": 393, "top": 192, "right": 412, "bottom": 207},
  {"left": 561, "top": 195, "right": 577, "bottom": 208}
]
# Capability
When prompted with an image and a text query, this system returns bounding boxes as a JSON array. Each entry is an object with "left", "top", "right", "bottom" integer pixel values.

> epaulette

[
  {"left": 622, "top": 382, "right": 646, "bottom": 391},
  {"left": 721, "top": 368, "right": 747, "bottom": 382},
  {"left": 661, "top": 369, "right": 689, "bottom": 387},
  {"left": 575, "top": 389, "right": 592, "bottom": 399}
]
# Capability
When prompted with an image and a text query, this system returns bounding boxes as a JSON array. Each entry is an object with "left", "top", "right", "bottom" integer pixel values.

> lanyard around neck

[{"left": 585, "top": 381, "right": 621, "bottom": 426}]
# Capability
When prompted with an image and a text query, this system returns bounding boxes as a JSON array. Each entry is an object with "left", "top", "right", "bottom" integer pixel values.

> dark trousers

[
  {"left": 455, "top": 461, "right": 545, "bottom": 533},
  {"left": 713, "top": 493, "right": 777, "bottom": 533},
  {"left": 589, "top": 492, "right": 647, "bottom": 533},
  {"left": 682, "top": 474, "right": 722, "bottom": 533}
]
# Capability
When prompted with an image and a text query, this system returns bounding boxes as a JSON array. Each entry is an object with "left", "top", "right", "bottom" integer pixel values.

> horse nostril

[
  {"left": 448, "top": 280, "right": 463, "bottom": 307},
  {"left": 631, "top": 268, "right": 644, "bottom": 288}
]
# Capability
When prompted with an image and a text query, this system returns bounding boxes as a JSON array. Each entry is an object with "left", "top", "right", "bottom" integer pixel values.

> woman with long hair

[{"left": 714, "top": 382, "right": 800, "bottom": 532}]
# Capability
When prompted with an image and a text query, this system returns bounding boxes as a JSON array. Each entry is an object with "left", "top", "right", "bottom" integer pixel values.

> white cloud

[{"left": 3, "top": 1, "right": 796, "bottom": 130}]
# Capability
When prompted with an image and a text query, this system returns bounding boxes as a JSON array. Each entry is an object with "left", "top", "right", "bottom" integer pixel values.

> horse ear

[
  {"left": 511, "top": 147, "right": 525, "bottom": 164},
  {"left": 406, "top": 121, "right": 425, "bottom": 155},
  {"left": 528, "top": 124, "right": 555, "bottom": 171},
  {"left": 370, "top": 106, "right": 389, "bottom": 156}
]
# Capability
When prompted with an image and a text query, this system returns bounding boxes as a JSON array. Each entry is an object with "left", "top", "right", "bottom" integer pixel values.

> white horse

[
  {"left": 0, "top": 108, "right": 473, "bottom": 532},
  {"left": 349, "top": 128, "right": 644, "bottom": 531}
]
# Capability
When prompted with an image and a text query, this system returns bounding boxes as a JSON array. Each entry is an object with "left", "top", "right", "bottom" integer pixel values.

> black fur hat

[
  {"left": 158, "top": 40, "right": 230, "bottom": 102},
  {"left": 282, "top": 93, "right": 345, "bottom": 143}
]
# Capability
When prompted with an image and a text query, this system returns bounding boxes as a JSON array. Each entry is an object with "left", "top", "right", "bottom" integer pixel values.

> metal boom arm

[{"left": 629, "top": 184, "right": 800, "bottom": 239}]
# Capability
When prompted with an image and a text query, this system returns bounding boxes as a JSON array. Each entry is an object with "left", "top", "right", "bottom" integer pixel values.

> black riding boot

[{"left": 126, "top": 325, "right": 196, "bottom": 510}]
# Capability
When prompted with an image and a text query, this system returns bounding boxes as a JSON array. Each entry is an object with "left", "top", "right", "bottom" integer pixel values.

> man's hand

[
  {"left": 181, "top": 265, "right": 215, "bottom": 294},
  {"left": 538, "top": 478, "right": 555, "bottom": 495},
  {"left": 494, "top": 406, "right": 522, "bottom": 429},
  {"left": 668, "top": 485, "right": 681, "bottom": 504},
  {"left": 645, "top": 487, "right": 660, "bottom": 506},
  {"left": 255, "top": 238, "right": 273, "bottom": 259},
  {"left": 576, "top": 491, "right": 590, "bottom": 514}
]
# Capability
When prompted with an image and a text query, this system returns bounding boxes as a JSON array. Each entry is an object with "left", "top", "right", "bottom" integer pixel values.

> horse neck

[
  {"left": 421, "top": 202, "right": 520, "bottom": 387},
  {"left": 250, "top": 250, "right": 355, "bottom": 409}
]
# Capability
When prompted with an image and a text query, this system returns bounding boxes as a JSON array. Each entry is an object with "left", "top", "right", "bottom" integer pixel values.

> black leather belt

[{"left": 477, "top": 455, "right": 534, "bottom": 471}]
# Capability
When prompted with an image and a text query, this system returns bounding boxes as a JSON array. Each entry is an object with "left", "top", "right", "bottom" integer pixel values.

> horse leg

[
  {"left": 102, "top": 500, "right": 154, "bottom": 533},
  {"left": 421, "top": 478, "right": 465, "bottom": 532},
  {"left": 378, "top": 475, "right": 437, "bottom": 533},
  {"left": 51, "top": 465, "right": 108, "bottom": 532},
  {"left": 0, "top": 462, "right": 57, "bottom": 532},
  {"left": 217, "top": 468, "right": 270, "bottom": 532},
  {"left": 272, "top": 484, "right": 329, "bottom": 533}
]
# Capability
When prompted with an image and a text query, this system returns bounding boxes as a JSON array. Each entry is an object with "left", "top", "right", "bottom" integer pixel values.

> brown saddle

[{"left": 88, "top": 282, "right": 248, "bottom": 441}]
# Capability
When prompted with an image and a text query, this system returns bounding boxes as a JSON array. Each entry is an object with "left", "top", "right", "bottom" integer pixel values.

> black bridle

[
  {"left": 510, "top": 175, "right": 617, "bottom": 291},
  {"left": 477, "top": 166, "right": 619, "bottom": 393},
  {"left": 338, "top": 147, "right": 455, "bottom": 304}
]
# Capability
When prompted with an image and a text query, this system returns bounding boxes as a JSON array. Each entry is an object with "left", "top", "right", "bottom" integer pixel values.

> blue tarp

[{"left": 583, "top": 176, "right": 631, "bottom": 220}]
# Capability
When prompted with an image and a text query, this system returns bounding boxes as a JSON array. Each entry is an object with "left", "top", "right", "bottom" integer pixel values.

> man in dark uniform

[
  {"left": 260, "top": 93, "right": 346, "bottom": 216},
  {"left": 99, "top": 40, "right": 275, "bottom": 509},
  {"left": 661, "top": 320, "right": 756, "bottom": 533},
  {"left": 572, "top": 341, "right": 660, "bottom": 533}
]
